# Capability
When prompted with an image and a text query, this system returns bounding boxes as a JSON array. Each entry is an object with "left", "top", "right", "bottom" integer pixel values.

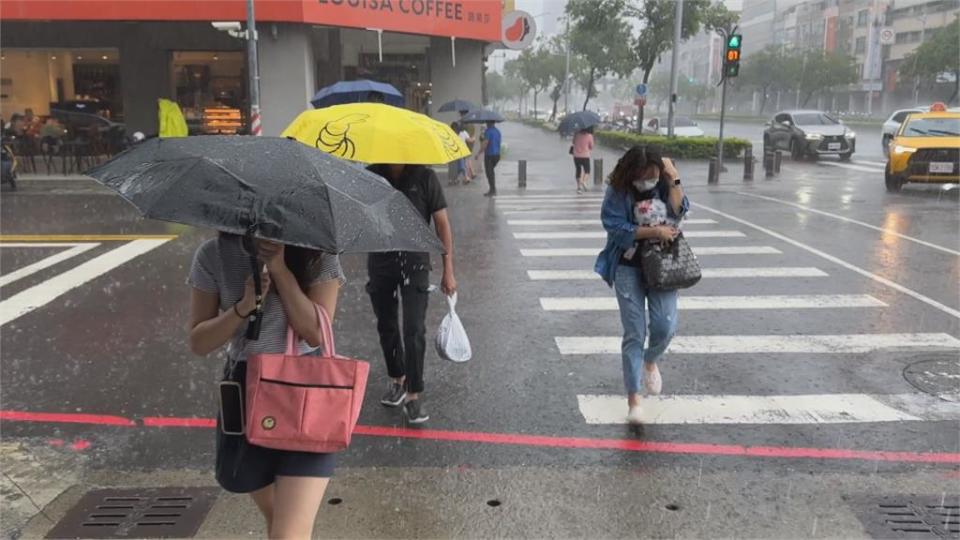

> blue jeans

[{"left": 613, "top": 264, "right": 679, "bottom": 394}]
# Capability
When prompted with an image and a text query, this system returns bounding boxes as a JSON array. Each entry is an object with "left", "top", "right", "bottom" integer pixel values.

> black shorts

[
  {"left": 574, "top": 157, "right": 591, "bottom": 176},
  {"left": 215, "top": 361, "right": 336, "bottom": 494}
]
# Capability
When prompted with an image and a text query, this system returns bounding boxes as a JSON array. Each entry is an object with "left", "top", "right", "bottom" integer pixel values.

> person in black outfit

[{"left": 366, "top": 164, "right": 457, "bottom": 424}]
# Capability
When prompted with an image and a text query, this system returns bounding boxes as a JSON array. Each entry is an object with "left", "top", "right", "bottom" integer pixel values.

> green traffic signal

[{"left": 727, "top": 34, "right": 741, "bottom": 49}]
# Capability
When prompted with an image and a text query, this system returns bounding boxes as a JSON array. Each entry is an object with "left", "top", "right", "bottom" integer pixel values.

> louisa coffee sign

[{"left": 311, "top": 0, "right": 501, "bottom": 40}]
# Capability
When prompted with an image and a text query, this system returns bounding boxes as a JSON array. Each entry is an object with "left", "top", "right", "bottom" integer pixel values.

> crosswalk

[{"left": 495, "top": 192, "right": 960, "bottom": 426}]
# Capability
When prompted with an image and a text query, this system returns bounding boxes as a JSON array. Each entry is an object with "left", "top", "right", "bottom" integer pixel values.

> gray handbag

[{"left": 639, "top": 232, "right": 702, "bottom": 290}]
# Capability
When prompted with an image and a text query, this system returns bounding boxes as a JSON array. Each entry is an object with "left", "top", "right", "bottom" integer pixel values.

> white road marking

[
  {"left": 555, "top": 333, "right": 960, "bottom": 355},
  {"left": 0, "top": 239, "right": 171, "bottom": 326},
  {"left": 693, "top": 202, "right": 960, "bottom": 320},
  {"left": 575, "top": 394, "right": 941, "bottom": 424},
  {"left": 852, "top": 160, "right": 887, "bottom": 168},
  {"left": 736, "top": 192, "right": 960, "bottom": 256},
  {"left": 540, "top": 294, "right": 885, "bottom": 311},
  {"left": 494, "top": 195, "right": 605, "bottom": 201},
  {"left": 815, "top": 161, "right": 883, "bottom": 173},
  {"left": 520, "top": 246, "right": 782, "bottom": 257},
  {"left": 504, "top": 210, "right": 601, "bottom": 215},
  {"left": 0, "top": 243, "right": 100, "bottom": 287},
  {"left": 527, "top": 267, "right": 828, "bottom": 280},
  {"left": 514, "top": 230, "right": 744, "bottom": 240},
  {"left": 508, "top": 218, "right": 718, "bottom": 226}
]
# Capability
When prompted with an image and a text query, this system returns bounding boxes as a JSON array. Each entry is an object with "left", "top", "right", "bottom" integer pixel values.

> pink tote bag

[{"left": 245, "top": 304, "right": 369, "bottom": 453}]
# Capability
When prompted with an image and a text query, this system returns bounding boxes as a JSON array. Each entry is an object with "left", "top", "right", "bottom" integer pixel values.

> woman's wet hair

[
  {"left": 608, "top": 145, "right": 664, "bottom": 193},
  {"left": 224, "top": 233, "right": 321, "bottom": 290}
]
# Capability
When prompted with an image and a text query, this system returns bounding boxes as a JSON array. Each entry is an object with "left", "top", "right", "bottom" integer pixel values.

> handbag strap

[{"left": 283, "top": 303, "right": 337, "bottom": 357}]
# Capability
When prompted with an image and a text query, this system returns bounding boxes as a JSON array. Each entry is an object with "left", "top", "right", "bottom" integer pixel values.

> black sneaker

[
  {"left": 403, "top": 399, "right": 429, "bottom": 424},
  {"left": 483, "top": 191, "right": 497, "bottom": 197},
  {"left": 380, "top": 383, "right": 407, "bottom": 407}
]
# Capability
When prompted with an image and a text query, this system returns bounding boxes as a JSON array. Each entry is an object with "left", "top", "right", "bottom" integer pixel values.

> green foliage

[
  {"left": 794, "top": 50, "right": 858, "bottom": 107},
  {"left": 566, "top": 0, "right": 635, "bottom": 110},
  {"left": 595, "top": 131, "right": 752, "bottom": 159},
  {"left": 899, "top": 17, "right": 959, "bottom": 103}
]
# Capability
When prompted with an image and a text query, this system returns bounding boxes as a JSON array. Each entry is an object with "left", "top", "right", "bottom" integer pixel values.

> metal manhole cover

[
  {"left": 45, "top": 487, "right": 219, "bottom": 539},
  {"left": 848, "top": 494, "right": 960, "bottom": 539},
  {"left": 904, "top": 354, "right": 960, "bottom": 402}
]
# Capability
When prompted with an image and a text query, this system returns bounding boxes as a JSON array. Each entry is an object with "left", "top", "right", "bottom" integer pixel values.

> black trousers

[
  {"left": 367, "top": 261, "right": 430, "bottom": 394},
  {"left": 484, "top": 155, "right": 500, "bottom": 193}
]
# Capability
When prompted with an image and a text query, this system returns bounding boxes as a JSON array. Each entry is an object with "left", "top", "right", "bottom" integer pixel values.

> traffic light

[{"left": 724, "top": 34, "right": 742, "bottom": 77}]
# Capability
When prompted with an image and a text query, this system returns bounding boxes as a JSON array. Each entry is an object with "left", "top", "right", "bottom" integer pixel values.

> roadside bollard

[
  {"left": 518, "top": 159, "right": 527, "bottom": 188},
  {"left": 774, "top": 150, "right": 783, "bottom": 174},
  {"left": 764, "top": 151, "right": 775, "bottom": 178},
  {"left": 593, "top": 158, "right": 604, "bottom": 186},
  {"left": 448, "top": 161, "right": 458, "bottom": 184},
  {"left": 743, "top": 146, "right": 754, "bottom": 181},
  {"left": 708, "top": 157, "right": 719, "bottom": 185}
]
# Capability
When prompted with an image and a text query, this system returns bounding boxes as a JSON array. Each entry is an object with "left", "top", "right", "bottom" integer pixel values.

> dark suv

[{"left": 763, "top": 110, "right": 856, "bottom": 161}]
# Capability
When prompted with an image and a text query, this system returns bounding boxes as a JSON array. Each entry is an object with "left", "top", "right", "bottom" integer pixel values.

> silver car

[
  {"left": 881, "top": 108, "right": 925, "bottom": 156},
  {"left": 763, "top": 110, "right": 856, "bottom": 161}
]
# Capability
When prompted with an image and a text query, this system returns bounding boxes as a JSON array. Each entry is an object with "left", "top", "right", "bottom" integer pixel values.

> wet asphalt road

[{"left": 1, "top": 121, "right": 958, "bottom": 536}]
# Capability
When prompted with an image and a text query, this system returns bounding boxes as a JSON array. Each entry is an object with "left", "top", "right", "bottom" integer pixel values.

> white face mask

[{"left": 633, "top": 179, "right": 656, "bottom": 192}]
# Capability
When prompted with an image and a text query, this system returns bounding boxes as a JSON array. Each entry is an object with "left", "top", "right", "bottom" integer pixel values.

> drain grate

[
  {"left": 848, "top": 495, "right": 960, "bottom": 539},
  {"left": 45, "top": 487, "right": 219, "bottom": 539}
]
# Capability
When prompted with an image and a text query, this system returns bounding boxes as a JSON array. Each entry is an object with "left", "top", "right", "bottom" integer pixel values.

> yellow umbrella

[{"left": 282, "top": 103, "right": 471, "bottom": 165}]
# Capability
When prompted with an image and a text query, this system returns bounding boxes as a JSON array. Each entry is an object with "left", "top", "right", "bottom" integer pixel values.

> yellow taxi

[{"left": 885, "top": 107, "right": 960, "bottom": 192}]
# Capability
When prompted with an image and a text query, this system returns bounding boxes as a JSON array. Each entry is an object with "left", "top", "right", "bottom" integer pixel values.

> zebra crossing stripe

[
  {"left": 574, "top": 394, "right": 950, "bottom": 425},
  {"left": 554, "top": 333, "right": 960, "bottom": 354},
  {"left": 521, "top": 246, "right": 782, "bottom": 257},
  {"left": 504, "top": 210, "right": 601, "bottom": 215},
  {"left": 527, "top": 267, "right": 828, "bottom": 280},
  {"left": 514, "top": 230, "right": 745, "bottom": 240},
  {"left": 495, "top": 195, "right": 605, "bottom": 201},
  {"left": 540, "top": 294, "right": 885, "bottom": 311},
  {"left": 508, "top": 218, "right": 718, "bottom": 226}
]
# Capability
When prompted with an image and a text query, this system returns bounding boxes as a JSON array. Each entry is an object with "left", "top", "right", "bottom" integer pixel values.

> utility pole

[
  {"left": 563, "top": 16, "right": 571, "bottom": 115},
  {"left": 667, "top": 0, "right": 684, "bottom": 137},
  {"left": 246, "top": 0, "right": 261, "bottom": 135},
  {"left": 913, "top": 7, "right": 927, "bottom": 104}
]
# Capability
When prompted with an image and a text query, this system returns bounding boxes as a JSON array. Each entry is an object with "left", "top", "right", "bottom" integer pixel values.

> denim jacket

[{"left": 594, "top": 183, "right": 690, "bottom": 286}]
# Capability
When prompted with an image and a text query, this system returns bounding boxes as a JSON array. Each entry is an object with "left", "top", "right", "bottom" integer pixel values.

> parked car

[
  {"left": 763, "top": 110, "right": 855, "bottom": 160},
  {"left": 643, "top": 116, "right": 705, "bottom": 137},
  {"left": 884, "top": 110, "right": 960, "bottom": 192}
]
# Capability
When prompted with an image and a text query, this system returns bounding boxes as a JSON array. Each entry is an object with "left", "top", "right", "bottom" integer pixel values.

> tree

[
  {"left": 795, "top": 50, "right": 857, "bottom": 107},
  {"left": 739, "top": 46, "right": 795, "bottom": 114},
  {"left": 900, "top": 18, "right": 960, "bottom": 104},
  {"left": 504, "top": 58, "right": 529, "bottom": 115},
  {"left": 679, "top": 77, "right": 713, "bottom": 113},
  {"left": 541, "top": 34, "right": 577, "bottom": 122},
  {"left": 566, "top": 0, "right": 635, "bottom": 111},
  {"left": 627, "top": 0, "right": 737, "bottom": 129},
  {"left": 486, "top": 72, "right": 514, "bottom": 109}
]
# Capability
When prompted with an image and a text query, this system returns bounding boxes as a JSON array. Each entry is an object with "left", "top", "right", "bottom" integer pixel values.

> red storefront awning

[{"left": 0, "top": 0, "right": 502, "bottom": 42}]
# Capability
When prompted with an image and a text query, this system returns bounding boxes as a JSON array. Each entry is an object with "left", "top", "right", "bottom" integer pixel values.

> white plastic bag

[{"left": 435, "top": 293, "right": 472, "bottom": 363}]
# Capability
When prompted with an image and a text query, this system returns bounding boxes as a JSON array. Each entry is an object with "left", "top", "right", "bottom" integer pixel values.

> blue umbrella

[
  {"left": 558, "top": 111, "right": 601, "bottom": 136},
  {"left": 311, "top": 80, "right": 404, "bottom": 109},
  {"left": 461, "top": 108, "right": 505, "bottom": 123},
  {"left": 438, "top": 100, "right": 478, "bottom": 113}
]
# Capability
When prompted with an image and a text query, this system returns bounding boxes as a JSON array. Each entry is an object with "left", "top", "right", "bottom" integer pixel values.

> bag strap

[{"left": 284, "top": 303, "right": 337, "bottom": 357}]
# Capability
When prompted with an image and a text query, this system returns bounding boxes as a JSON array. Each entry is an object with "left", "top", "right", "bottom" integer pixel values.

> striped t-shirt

[{"left": 187, "top": 235, "right": 345, "bottom": 362}]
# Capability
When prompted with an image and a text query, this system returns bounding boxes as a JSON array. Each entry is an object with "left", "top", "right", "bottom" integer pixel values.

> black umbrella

[
  {"left": 88, "top": 136, "right": 445, "bottom": 339},
  {"left": 461, "top": 108, "right": 505, "bottom": 123},
  {"left": 87, "top": 136, "right": 444, "bottom": 255},
  {"left": 438, "top": 100, "right": 478, "bottom": 113},
  {"left": 558, "top": 111, "right": 601, "bottom": 136}
]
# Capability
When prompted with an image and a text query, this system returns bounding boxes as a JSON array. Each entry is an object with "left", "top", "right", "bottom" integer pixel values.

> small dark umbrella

[
  {"left": 438, "top": 100, "right": 478, "bottom": 113},
  {"left": 87, "top": 136, "right": 444, "bottom": 339},
  {"left": 558, "top": 111, "right": 602, "bottom": 136},
  {"left": 311, "top": 80, "right": 404, "bottom": 109},
  {"left": 460, "top": 109, "right": 505, "bottom": 124}
]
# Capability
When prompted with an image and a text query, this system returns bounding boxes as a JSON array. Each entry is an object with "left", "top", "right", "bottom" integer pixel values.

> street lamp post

[
  {"left": 563, "top": 16, "right": 571, "bottom": 116},
  {"left": 246, "top": 0, "right": 261, "bottom": 135},
  {"left": 667, "top": 0, "right": 684, "bottom": 137}
]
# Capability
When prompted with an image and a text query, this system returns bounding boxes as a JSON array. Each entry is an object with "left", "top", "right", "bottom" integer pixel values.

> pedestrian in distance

[
  {"left": 572, "top": 127, "right": 594, "bottom": 194},
  {"left": 366, "top": 163, "right": 458, "bottom": 424},
  {"left": 594, "top": 146, "right": 689, "bottom": 425},
  {"left": 476, "top": 120, "right": 502, "bottom": 197},
  {"left": 189, "top": 234, "right": 344, "bottom": 538},
  {"left": 457, "top": 121, "right": 477, "bottom": 183}
]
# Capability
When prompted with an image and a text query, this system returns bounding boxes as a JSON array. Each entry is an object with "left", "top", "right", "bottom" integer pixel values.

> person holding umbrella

[
  {"left": 284, "top": 103, "right": 470, "bottom": 424},
  {"left": 87, "top": 136, "right": 446, "bottom": 538}
]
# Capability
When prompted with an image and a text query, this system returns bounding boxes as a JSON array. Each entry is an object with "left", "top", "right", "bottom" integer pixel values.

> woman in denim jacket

[{"left": 595, "top": 146, "right": 689, "bottom": 425}]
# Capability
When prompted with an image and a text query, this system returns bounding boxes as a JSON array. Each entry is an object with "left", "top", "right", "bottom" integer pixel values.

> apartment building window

[
  {"left": 855, "top": 36, "right": 866, "bottom": 53},
  {"left": 857, "top": 9, "right": 868, "bottom": 26}
]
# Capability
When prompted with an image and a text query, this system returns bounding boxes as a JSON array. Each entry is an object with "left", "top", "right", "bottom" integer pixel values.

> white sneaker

[
  {"left": 627, "top": 405, "right": 643, "bottom": 425},
  {"left": 643, "top": 365, "right": 662, "bottom": 396}
]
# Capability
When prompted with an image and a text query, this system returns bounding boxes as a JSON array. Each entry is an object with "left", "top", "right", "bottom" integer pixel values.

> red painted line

[
  {"left": 0, "top": 410, "right": 135, "bottom": 426},
  {"left": 143, "top": 417, "right": 216, "bottom": 428},
  {"left": 71, "top": 439, "right": 91, "bottom": 451},
  {"left": 4, "top": 410, "right": 959, "bottom": 464}
]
